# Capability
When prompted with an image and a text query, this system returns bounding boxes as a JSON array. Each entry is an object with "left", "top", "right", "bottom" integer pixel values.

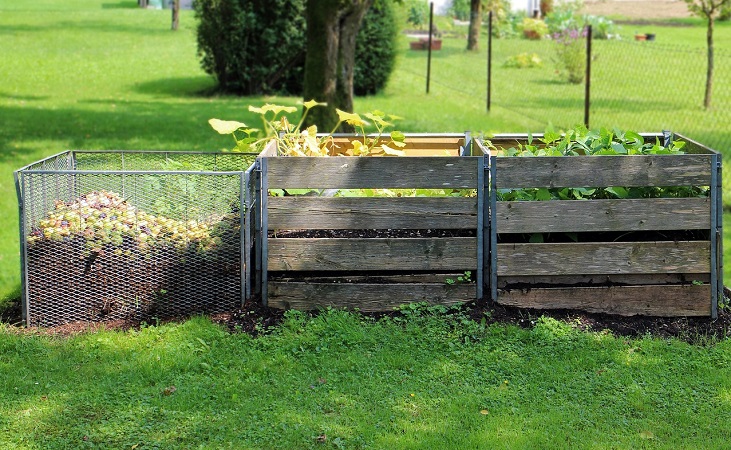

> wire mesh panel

[{"left": 17, "top": 151, "right": 257, "bottom": 327}]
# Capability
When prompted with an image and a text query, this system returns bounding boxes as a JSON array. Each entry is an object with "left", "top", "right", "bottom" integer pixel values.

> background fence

[{"left": 405, "top": 30, "right": 731, "bottom": 155}]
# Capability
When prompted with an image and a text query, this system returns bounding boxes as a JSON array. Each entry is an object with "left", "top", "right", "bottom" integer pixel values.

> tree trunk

[
  {"left": 303, "top": 0, "right": 372, "bottom": 132},
  {"left": 171, "top": 0, "right": 180, "bottom": 31},
  {"left": 704, "top": 15, "right": 714, "bottom": 109},
  {"left": 467, "top": 0, "right": 481, "bottom": 51}
]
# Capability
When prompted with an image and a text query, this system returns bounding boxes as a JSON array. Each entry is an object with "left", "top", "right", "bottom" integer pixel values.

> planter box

[
  {"left": 254, "top": 133, "right": 487, "bottom": 312},
  {"left": 410, "top": 38, "right": 442, "bottom": 51},
  {"left": 479, "top": 133, "right": 723, "bottom": 317},
  {"left": 15, "top": 151, "right": 258, "bottom": 326}
]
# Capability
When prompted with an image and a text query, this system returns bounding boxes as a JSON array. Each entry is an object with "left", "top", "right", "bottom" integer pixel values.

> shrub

[
  {"left": 194, "top": 0, "right": 306, "bottom": 95},
  {"left": 553, "top": 27, "right": 587, "bottom": 84},
  {"left": 520, "top": 18, "right": 549, "bottom": 39},
  {"left": 503, "top": 52, "right": 543, "bottom": 68},
  {"left": 195, "top": 0, "right": 396, "bottom": 97},
  {"left": 354, "top": 0, "right": 398, "bottom": 96}
]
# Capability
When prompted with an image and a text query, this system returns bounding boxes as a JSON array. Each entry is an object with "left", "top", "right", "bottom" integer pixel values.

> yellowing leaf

[
  {"left": 480, "top": 409, "right": 489, "bottom": 415},
  {"left": 364, "top": 112, "right": 391, "bottom": 127},
  {"left": 208, "top": 119, "right": 247, "bottom": 135},
  {"left": 249, "top": 103, "right": 297, "bottom": 115},
  {"left": 303, "top": 99, "right": 327, "bottom": 110},
  {"left": 336, "top": 109, "right": 367, "bottom": 127},
  {"left": 351, "top": 140, "right": 365, "bottom": 156},
  {"left": 381, "top": 144, "right": 405, "bottom": 156}
]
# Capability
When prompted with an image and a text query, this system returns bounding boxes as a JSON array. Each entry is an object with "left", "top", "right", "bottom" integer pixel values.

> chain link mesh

[{"left": 18, "top": 151, "right": 257, "bottom": 327}]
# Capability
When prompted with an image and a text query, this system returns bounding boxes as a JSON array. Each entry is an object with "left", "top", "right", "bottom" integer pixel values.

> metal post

[
  {"left": 14, "top": 171, "right": 29, "bottom": 325},
  {"left": 489, "top": 156, "right": 498, "bottom": 302},
  {"left": 487, "top": 10, "right": 493, "bottom": 112},
  {"left": 426, "top": 2, "right": 434, "bottom": 94},
  {"left": 584, "top": 25, "right": 592, "bottom": 128},
  {"left": 710, "top": 153, "right": 719, "bottom": 318},
  {"left": 260, "top": 158, "right": 269, "bottom": 306},
  {"left": 239, "top": 170, "right": 251, "bottom": 306},
  {"left": 476, "top": 156, "right": 485, "bottom": 300}
]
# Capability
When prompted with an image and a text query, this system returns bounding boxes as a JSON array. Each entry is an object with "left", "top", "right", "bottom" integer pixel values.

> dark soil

[{"left": 4, "top": 288, "right": 731, "bottom": 344}]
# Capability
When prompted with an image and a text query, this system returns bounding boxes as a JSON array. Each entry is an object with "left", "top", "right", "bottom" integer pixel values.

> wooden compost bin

[
  {"left": 255, "top": 134, "right": 488, "bottom": 311},
  {"left": 483, "top": 133, "right": 723, "bottom": 317}
]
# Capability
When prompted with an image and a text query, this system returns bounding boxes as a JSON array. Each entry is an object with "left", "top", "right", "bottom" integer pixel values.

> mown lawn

[{"left": 2, "top": 309, "right": 731, "bottom": 449}]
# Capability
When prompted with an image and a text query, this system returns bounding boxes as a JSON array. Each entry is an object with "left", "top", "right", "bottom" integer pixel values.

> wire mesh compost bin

[{"left": 15, "top": 151, "right": 258, "bottom": 327}]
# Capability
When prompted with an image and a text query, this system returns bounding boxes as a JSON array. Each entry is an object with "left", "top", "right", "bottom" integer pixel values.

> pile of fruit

[{"left": 28, "top": 190, "right": 227, "bottom": 255}]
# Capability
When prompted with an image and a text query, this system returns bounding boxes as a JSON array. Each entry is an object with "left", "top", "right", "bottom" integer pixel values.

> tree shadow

[
  {"left": 101, "top": 1, "right": 138, "bottom": 9},
  {"left": 132, "top": 76, "right": 217, "bottom": 98}
]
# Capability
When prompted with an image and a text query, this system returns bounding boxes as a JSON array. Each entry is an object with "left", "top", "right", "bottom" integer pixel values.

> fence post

[
  {"left": 487, "top": 10, "right": 493, "bottom": 112},
  {"left": 584, "top": 25, "right": 592, "bottom": 128},
  {"left": 426, "top": 2, "right": 433, "bottom": 94}
]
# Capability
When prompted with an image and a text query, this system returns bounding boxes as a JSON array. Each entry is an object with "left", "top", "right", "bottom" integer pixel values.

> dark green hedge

[{"left": 194, "top": 0, "right": 396, "bottom": 96}]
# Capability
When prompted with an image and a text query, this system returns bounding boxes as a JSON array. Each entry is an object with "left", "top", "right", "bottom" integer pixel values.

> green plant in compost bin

[
  {"left": 445, "top": 271, "right": 474, "bottom": 285},
  {"left": 483, "top": 125, "right": 710, "bottom": 202},
  {"left": 209, "top": 100, "right": 407, "bottom": 157}
]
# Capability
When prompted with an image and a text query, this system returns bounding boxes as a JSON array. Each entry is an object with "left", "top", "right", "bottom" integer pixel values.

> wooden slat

[
  {"left": 268, "top": 237, "right": 477, "bottom": 271},
  {"left": 494, "top": 155, "right": 712, "bottom": 188},
  {"left": 268, "top": 282, "right": 475, "bottom": 311},
  {"left": 497, "top": 241, "right": 710, "bottom": 276},
  {"left": 329, "top": 136, "right": 464, "bottom": 156},
  {"left": 497, "top": 284, "right": 711, "bottom": 317},
  {"left": 274, "top": 273, "right": 470, "bottom": 284},
  {"left": 266, "top": 157, "right": 480, "bottom": 189},
  {"left": 496, "top": 198, "right": 711, "bottom": 233},
  {"left": 268, "top": 196, "right": 478, "bottom": 230},
  {"left": 498, "top": 273, "right": 710, "bottom": 288}
]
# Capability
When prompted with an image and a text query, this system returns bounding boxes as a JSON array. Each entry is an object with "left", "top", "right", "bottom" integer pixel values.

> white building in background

[{"left": 509, "top": 0, "right": 541, "bottom": 15}]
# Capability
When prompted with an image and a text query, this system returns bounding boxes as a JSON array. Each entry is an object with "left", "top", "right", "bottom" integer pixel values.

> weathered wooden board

[
  {"left": 497, "top": 284, "right": 711, "bottom": 316},
  {"left": 496, "top": 198, "right": 711, "bottom": 233},
  {"left": 266, "top": 157, "right": 480, "bottom": 189},
  {"left": 498, "top": 273, "right": 710, "bottom": 288},
  {"left": 268, "top": 237, "right": 477, "bottom": 271},
  {"left": 268, "top": 196, "right": 478, "bottom": 230},
  {"left": 272, "top": 273, "right": 469, "bottom": 284},
  {"left": 494, "top": 155, "right": 713, "bottom": 189},
  {"left": 268, "top": 282, "right": 475, "bottom": 311},
  {"left": 497, "top": 241, "right": 710, "bottom": 276}
]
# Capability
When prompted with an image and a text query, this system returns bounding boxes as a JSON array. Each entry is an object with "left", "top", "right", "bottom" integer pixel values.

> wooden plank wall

[
  {"left": 492, "top": 152, "right": 715, "bottom": 316},
  {"left": 265, "top": 155, "right": 482, "bottom": 311}
]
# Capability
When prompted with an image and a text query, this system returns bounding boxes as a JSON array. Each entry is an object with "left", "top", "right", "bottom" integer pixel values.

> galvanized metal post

[
  {"left": 490, "top": 156, "right": 498, "bottom": 302},
  {"left": 239, "top": 170, "right": 250, "bottom": 306},
  {"left": 260, "top": 157, "right": 269, "bottom": 306},
  {"left": 476, "top": 155, "right": 485, "bottom": 300},
  {"left": 710, "top": 153, "right": 719, "bottom": 318},
  {"left": 14, "top": 171, "right": 29, "bottom": 325}
]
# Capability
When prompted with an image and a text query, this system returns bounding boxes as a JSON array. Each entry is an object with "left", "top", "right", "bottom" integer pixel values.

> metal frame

[{"left": 16, "top": 150, "right": 258, "bottom": 326}]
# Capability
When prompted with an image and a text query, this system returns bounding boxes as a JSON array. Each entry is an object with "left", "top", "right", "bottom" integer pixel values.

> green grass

[{"left": 2, "top": 309, "right": 731, "bottom": 449}]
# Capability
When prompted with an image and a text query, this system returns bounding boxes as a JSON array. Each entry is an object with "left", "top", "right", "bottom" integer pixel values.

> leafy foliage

[
  {"left": 354, "top": 0, "right": 398, "bottom": 96},
  {"left": 194, "top": 0, "right": 398, "bottom": 96},
  {"left": 503, "top": 52, "right": 543, "bottom": 68},
  {"left": 193, "top": 0, "right": 306, "bottom": 95},
  {"left": 484, "top": 126, "right": 710, "bottom": 202}
]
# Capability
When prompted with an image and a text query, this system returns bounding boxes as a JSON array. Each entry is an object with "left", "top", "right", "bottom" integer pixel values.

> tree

[
  {"left": 302, "top": 0, "right": 374, "bottom": 132},
  {"left": 467, "top": 0, "right": 481, "bottom": 50},
  {"left": 171, "top": 0, "right": 180, "bottom": 30},
  {"left": 684, "top": 0, "right": 731, "bottom": 109}
]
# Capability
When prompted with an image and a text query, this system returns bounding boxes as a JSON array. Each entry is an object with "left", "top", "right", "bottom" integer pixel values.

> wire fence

[{"left": 407, "top": 32, "right": 731, "bottom": 155}]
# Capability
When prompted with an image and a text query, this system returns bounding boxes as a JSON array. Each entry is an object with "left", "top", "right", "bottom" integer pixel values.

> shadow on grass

[
  {"left": 101, "top": 1, "right": 139, "bottom": 8},
  {"left": 132, "top": 76, "right": 218, "bottom": 98}
]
